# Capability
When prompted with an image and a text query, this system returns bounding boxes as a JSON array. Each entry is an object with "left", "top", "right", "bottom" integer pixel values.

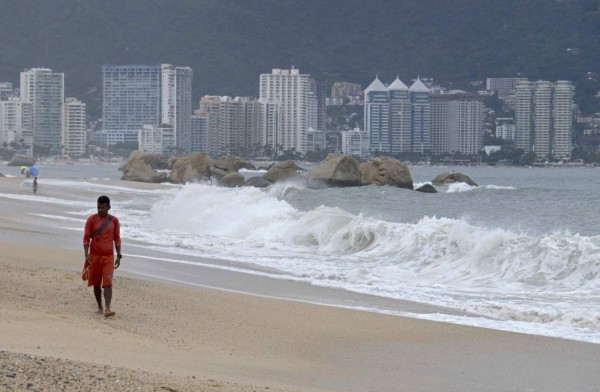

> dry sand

[{"left": 1, "top": 241, "right": 600, "bottom": 392}]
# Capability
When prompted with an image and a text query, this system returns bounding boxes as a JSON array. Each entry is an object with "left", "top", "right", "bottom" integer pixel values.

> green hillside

[{"left": 1, "top": 0, "right": 599, "bottom": 116}]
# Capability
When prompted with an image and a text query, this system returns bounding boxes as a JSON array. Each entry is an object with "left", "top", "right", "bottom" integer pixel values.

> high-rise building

[
  {"left": 364, "top": 76, "right": 390, "bottom": 153},
  {"left": 553, "top": 81, "right": 574, "bottom": 158},
  {"left": 62, "top": 98, "right": 86, "bottom": 157},
  {"left": 20, "top": 68, "right": 64, "bottom": 150},
  {"left": 515, "top": 81, "right": 534, "bottom": 152},
  {"left": 197, "top": 96, "right": 222, "bottom": 157},
  {"left": 341, "top": 128, "right": 370, "bottom": 159},
  {"left": 515, "top": 80, "right": 574, "bottom": 158},
  {"left": 409, "top": 78, "right": 431, "bottom": 154},
  {"left": 533, "top": 81, "right": 553, "bottom": 157},
  {"left": 161, "top": 64, "right": 193, "bottom": 153},
  {"left": 102, "top": 65, "right": 161, "bottom": 132},
  {"left": 190, "top": 114, "right": 208, "bottom": 154},
  {"left": 388, "top": 77, "right": 411, "bottom": 154},
  {"left": 308, "top": 79, "right": 327, "bottom": 132},
  {"left": 431, "top": 94, "right": 485, "bottom": 155},
  {"left": 259, "top": 68, "right": 310, "bottom": 155}
]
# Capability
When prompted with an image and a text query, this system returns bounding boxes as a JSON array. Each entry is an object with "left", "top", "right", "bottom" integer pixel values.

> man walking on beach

[{"left": 83, "top": 195, "right": 122, "bottom": 318}]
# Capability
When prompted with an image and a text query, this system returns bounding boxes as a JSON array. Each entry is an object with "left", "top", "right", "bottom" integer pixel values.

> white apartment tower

[
  {"left": 61, "top": 98, "right": 86, "bottom": 157},
  {"left": 533, "top": 81, "right": 553, "bottom": 157},
  {"left": 515, "top": 80, "right": 574, "bottom": 158},
  {"left": 20, "top": 68, "right": 64, "bottom": 150},
  {"left": 515, "top": 80, "right": 534, "bottom": 152},
  {"left": 259, "top": 68, "right": 309, "bottom": 155},
  {"left": 553, "top": 81, "right": 574, "bottom": 158},
  {"left": 161, "top": 64, "right": 193, "bottom": 153}
]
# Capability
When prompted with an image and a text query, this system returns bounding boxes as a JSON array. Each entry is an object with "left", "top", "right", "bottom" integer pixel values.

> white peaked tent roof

[
  {"left": 409, "top": 77, "right": 430, "bottom": 93},
  {"left": 388, "top": 76, "right": 408, "bottom": 91},
  {"left": 365, "top": 76, "right": 388, "bottom": 92}
]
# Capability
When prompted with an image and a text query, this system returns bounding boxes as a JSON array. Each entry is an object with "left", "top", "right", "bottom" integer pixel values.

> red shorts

[{"left": 87, "top": 254, "right": 115, "bottom": 288}]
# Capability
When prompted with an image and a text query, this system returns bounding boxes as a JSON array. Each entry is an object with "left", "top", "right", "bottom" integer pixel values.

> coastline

[{"left": 2, "top": 241, "right": 600, "bottom": 391}]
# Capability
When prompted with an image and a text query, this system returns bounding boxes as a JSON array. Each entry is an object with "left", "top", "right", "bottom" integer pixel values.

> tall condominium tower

[
  {"left": 62, "top": 98, "right": 87, "bottom": 157},
  {"left": 431, "top": 94, "right": 484, "bottom": 155},
  {"left": 20, "top": 68, "right": 64, "bottom": 149},
  {"left": 388, "top": 77, "right": 411, "bottom": 154},
  {"left": 364, "top": 76, "right": 390, "bottom": 153},
  {"left": 161, "top": 64, "right": 193, "bottom": 153},
  {"left": 533, "top": 81, "right": 553, "bottom": 156},
  {"left": 515, "top": 80, "right": 534, "bottom": 152},
  {"left": 515, "top": 80, "right": 574, "bottom": 158},
  {"left": 553, "top": 81, "right": 574, "bottom": 158},
  {"left": 259, "top": 68, "right": 309, "bottom": 155},
  {"left": 197, "top": 96, "right": 222, "bottom": 157},
  {"left": 102, "top": 65, "right": 161, "bottom": 131},
  {"left": 409, "top": 78, "right": 431, "bottom": 154}
]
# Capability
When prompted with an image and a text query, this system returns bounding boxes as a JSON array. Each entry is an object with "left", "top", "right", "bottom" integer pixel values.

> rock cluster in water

[{"left": 120, "top": 150, "right": 476, "bottom": 192}]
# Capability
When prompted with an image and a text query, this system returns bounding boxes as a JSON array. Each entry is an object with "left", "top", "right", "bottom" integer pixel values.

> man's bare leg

[
  {"left": 104, "top": 286, "right": 115, "bottom": 317},
  {"left": 93, "top": 286, "right": 103, "bottom": 314}
]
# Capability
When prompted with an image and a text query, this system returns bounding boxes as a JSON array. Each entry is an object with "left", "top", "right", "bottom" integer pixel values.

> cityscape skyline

[{"left": 0, "top": 63, "right": 585, "bottom": 162}]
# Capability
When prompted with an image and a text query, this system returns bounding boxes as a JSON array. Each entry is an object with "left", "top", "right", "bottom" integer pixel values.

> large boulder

[
  {"left": 263, "top": 160, "right": 300, "bottom": 183},
  {"left": 169, "top": 153, "right": 214, "bottom": 184},
  {"left": 219, "top": 172, "right": 245, "bottom": 188},
  {"left": 7, "top": 154, "right": 35, "bottom": 167},
  {"left": 307, "top": 153, "right": 361, "bottom": 188},
  {"left": 432, "top": 171, "right": 478, "bottom": 186},
  {"left": 120, "top": 150, "right": 168, "bottom": 183},
  {"left": 415, "top": 183, "right": 438, "bottom": 193},
  {"left": 121, "top": 150, "right": 168, "bottom": 171},
  {"left": 244, "top": 176, "right": 272, "bottom": 188},
  {"left": 121, "top": 160, "right": 167, "bottom": 183},
  {"left": 209, "top": 159, "right": 237, "bottom": 179},
  {"left": 359, "top": 157, "right": 413, "bottom": 189}
]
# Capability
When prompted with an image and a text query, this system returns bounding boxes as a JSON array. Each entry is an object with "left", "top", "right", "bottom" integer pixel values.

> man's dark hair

[{"left": 97, "top": 195, "right": 110, "bottom": 206}]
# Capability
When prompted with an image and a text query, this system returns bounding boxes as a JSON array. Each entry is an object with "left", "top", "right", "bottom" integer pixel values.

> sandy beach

[{"left": 1, "top": 176, "right": 600, "bottom": 391}]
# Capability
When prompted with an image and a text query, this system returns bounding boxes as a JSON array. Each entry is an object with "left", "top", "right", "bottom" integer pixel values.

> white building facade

[
  {"left": 161, "top": 64, "right": 193, "bottom": 153},
  {"left": 259, "top": 68, "right": 309, "bottom": 155},
  {"left": 61, "top": 98, "right": 86, "bottom": 157},
  {"left": 20, "top": 68, "right": 64, "bottom": 150}
]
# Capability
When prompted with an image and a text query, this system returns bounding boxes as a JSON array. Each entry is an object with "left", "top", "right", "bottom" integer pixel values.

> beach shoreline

[
  {"left": 1, "top": 175, "right": 600, "bottom": 391},
  {"left": 2, "top": 240, "right": 600, "bottom": 391}
]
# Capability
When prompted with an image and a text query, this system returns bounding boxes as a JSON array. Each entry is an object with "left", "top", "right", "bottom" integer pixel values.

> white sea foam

[{"left": 126, "top": 182, "right": 600, "bottom": 341}]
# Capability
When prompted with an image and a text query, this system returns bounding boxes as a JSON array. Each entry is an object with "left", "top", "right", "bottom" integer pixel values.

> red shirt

[{"left": 83, "top": 214, "right": 121, "bottom": 256}]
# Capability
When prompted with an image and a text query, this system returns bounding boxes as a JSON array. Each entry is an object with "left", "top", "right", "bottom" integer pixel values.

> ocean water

[{"left": 4, "top": 163, "right": 600, "bottom": 343}]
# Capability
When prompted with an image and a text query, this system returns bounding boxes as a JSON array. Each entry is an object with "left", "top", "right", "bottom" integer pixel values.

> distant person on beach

[
  {"left": 83, "top": 195, "right": 122, "bottom": 318},
  {"left": 33, "top": 177, "right": 37, "bottom": 194}
]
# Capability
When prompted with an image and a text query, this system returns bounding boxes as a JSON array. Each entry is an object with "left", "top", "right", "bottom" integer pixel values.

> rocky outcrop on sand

[
  {"left": 169, "top": 153, "right": 214, "bottom": 183},
  {"left": 7, "top": 154, "right": 35, "bottom": 167},
  {"left": 263, "top": 160, "right": 301, "bottom": 183},
  {"left": 307, "top": 153, "right": 361, "bottom": 188},
  {"left": 415, "top": 183, "right": 438, "bottom": 193},
  {"left": 432, "top": 171, "right": 478, "bottom": 186},
  {"left": 360, "top": 157, "right": 413, "bottom": 189},
  {"left": 120, "top": 150, "right": 168, "bottom": 183}
]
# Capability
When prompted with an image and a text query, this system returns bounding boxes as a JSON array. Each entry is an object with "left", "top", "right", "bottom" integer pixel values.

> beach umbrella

[{"left": 29, "top": 166, "right": 39, "bottom": 177}]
